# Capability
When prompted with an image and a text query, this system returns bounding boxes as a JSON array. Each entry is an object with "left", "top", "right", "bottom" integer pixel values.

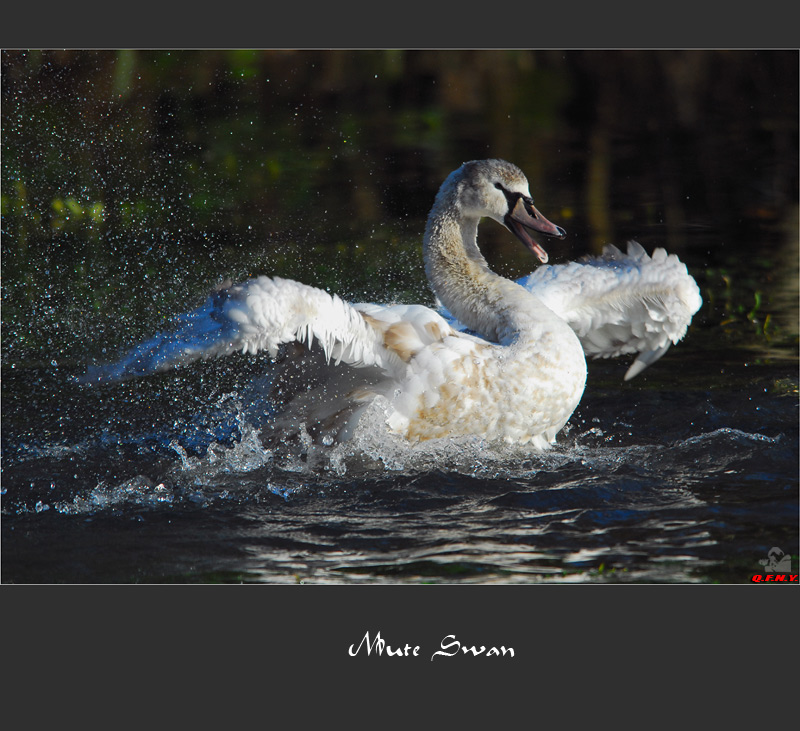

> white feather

[
  {"left": 518, "top": 241, "right": 702, "bottom": 379},
  {"left": 84, "top": 161, "right": 700, "bottom": 446},
  {"left": 443, "top": 240, "right": 702, "bottom": 380}
]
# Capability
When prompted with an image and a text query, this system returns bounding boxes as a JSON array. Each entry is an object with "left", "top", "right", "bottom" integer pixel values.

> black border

[
  {"left": 4, "top": 585, "right": 799, "bottom": 717},
  {"left": 2, "top": 1, "right": 800, "bottom": 49}
]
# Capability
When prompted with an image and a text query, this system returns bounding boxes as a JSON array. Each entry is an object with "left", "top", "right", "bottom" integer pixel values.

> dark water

[
  {"left": 2, "top": 352, "right": 796, "bottom": 583},
  {"left": 2, "top": 50, "right": 798, "bottom": 583}
]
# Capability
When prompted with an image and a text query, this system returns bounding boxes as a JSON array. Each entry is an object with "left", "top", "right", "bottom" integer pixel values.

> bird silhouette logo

[{"left": 758, "top": 547, "right": 793, "bottom": 573}]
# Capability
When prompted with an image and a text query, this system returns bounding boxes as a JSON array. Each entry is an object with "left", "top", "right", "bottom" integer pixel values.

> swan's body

[{"left": 84, "top": 159, "right": 701, "bottom": 448}]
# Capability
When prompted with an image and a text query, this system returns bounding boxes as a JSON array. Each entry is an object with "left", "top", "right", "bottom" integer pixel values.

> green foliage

[{"left": 702, "top": 264, "right": 795, "bottom": 349}]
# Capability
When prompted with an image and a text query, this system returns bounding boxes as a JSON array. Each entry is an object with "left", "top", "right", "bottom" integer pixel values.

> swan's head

[{"left": 453, "top": 159, "right": 566, "bottom": 264}]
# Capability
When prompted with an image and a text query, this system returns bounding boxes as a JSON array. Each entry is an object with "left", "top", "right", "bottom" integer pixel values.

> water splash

[{"left": 54, "top": 476, "right": 176, "bottom": 515}]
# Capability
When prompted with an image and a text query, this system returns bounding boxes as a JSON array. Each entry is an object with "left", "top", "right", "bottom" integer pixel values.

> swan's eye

[{"left": 493, "top": 182, "right": 504, "bottom": 191}]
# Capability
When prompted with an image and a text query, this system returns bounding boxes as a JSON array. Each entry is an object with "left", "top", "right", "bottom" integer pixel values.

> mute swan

[{"left": 83, "top": 159, "right": 701, "bottom": 448}]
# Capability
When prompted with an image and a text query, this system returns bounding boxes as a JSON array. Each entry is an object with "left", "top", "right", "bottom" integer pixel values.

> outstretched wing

[
  {"left": 81, "top": 276, "right": 466, "bottom": 387},
  {"left": 518, "top": 241, "right": 702, "bottom": 379},
  {"left": 81, "top": 276, "right": 408, "bottom": 383}
]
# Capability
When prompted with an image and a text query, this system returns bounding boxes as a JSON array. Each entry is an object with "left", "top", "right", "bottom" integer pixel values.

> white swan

[{"left": 84, "top": 159, "right": 701, "bottom": 448}]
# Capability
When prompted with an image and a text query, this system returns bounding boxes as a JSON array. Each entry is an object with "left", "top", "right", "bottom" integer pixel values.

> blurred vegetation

[{"left": 1, "top": 49, "right": 798, "bottom": 366}]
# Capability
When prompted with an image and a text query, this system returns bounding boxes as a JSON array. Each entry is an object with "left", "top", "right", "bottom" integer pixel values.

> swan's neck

[{"left": 423, "top": 200, "right": 565, "bottom": 345}]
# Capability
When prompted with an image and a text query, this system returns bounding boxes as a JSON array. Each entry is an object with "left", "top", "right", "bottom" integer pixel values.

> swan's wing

[
  {"left": 440, "top": 241, "right": 702, "bottom": 380},
  {"left": 82, "top": 277, "right": 462, "bottom": 384},
  {"left": 79, "top": 276, "right": 380, "bottom": 382},
  {"left": 517, "top": 241, "right": 702, "bottom": 380}
]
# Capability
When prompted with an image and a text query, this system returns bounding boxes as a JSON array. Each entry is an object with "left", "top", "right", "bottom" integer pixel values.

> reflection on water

[{"left": 1, "top": 50, "right": 798, "bottom": 583}]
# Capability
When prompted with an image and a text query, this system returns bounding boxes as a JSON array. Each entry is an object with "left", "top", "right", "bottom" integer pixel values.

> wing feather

[
  {"left": 81, "top": 277, "right": 404, "bottom": 383},
  {"left": 517, "top": 241, "right": 702, "bottom": 378},
  {"left": 81, "top": 277, "right": 465, "bottom": 385},
  {"left": 440, "top": 240, "right": 702, "bottom": 379}
]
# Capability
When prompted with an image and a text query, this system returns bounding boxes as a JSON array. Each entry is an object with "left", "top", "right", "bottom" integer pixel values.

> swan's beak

[{"left": 505, "top": 197, "right": 566, "bottom": 264}]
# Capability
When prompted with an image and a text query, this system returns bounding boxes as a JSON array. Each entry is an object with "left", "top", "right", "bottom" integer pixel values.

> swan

[{"left": 83, "top": 159, "right": 701, "bottom": 448}]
